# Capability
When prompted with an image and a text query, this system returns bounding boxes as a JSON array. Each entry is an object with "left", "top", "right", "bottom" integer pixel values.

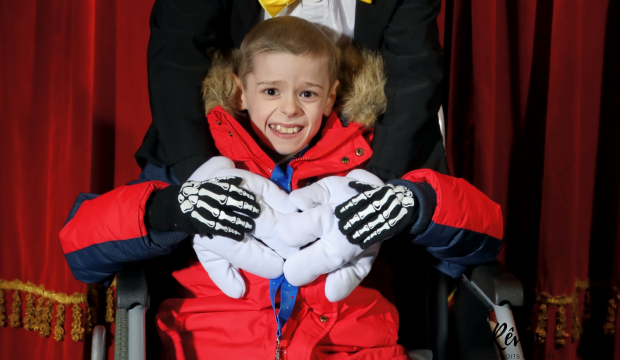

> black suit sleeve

[
  {"left": 136, "top": 0, "right": 227, "bottom": 181},
  {"left": 365, "top": 0, "right": 449, "bottom": 180}
]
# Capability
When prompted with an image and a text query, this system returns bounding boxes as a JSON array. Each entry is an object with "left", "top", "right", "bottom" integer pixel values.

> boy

[{"left": 60, "top": 17, "right": 502, "bottom": 359}]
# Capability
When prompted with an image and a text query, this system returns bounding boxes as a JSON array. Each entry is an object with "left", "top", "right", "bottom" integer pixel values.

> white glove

[
  {"left": 279, "top": 170, "right": 384, "bottom": 302},
  {"left": 189, "top": 158, "right": 287, "bottom": 298},
  {"left": 193, "top": 234, "right": 285, "bottom": 298}
]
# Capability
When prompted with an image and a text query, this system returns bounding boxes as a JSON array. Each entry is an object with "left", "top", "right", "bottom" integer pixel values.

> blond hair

[{"left": 238, "top": 17, "right": 339, "bottom": 86}]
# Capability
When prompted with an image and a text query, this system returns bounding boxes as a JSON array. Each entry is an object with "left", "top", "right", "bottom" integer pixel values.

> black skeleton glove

[
  {"left": 335, "top": 182, "right": 420, "bottom": 249},
  {"left": 146, "top": 176, "right": 260, "bottom": 241}
]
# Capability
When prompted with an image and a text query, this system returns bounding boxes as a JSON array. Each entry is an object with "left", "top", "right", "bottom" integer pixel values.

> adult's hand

[{"left": 279, "top": 169, "right": 384, "bottom": 302}]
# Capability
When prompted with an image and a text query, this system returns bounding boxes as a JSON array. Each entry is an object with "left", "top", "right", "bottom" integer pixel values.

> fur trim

[
  {"left": 202, "top": 49, "right": 241, "bottom": 117},
  {"left": 202, "top": 46, "right": 387, "bottom": 128},
  {"left": 336, "top": 45, "right": 386, "bottom": 128}
]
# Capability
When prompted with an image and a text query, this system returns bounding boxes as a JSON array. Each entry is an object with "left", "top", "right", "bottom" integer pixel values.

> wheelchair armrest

[
  {"left": 116, "top": 268, "right": 149, "bottom": 310},
  {"left": 468, "top": 260, "right": 524, "bottom": 307}
]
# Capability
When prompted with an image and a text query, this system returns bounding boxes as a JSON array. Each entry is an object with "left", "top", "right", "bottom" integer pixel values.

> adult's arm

[
  {"left": 366, "top": 0, "right": 448, "bottom": 180},
  {"left": 59, "top": 164, "right": 187, "bottom": 285},
  {"left": 390, "top": 170, "right": 504, "bottom": 278},
  {"left": 136, "top": 0, "right": 227, "bottom": 181}
]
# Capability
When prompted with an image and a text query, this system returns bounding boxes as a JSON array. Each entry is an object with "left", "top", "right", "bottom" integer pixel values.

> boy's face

[{"left": 237, "top": 52, "right": 339, "bottom": 158}]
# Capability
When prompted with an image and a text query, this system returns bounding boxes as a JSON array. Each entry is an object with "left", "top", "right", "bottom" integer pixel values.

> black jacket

[{"left": 136, "top": 0, "right": 448, "bottom": 181}]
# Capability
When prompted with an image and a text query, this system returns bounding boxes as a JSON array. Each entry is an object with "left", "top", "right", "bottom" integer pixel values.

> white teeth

[{"left": 269, "top": 124, "right": 303, "bottom": 134}]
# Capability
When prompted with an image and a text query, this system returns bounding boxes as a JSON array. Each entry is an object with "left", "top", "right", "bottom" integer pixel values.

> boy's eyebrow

[
  {"left": 257, "top": 80, "right": 283, "bottom": 86},
  {"left": 305, "top": 82, "right": 323, "bottom": 89},
  {"left": 256, "top": 80, "right": 323, "bottom": 89}
]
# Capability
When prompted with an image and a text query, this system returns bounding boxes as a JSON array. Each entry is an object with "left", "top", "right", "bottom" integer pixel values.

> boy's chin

[
  {"left": 271, "top": 144, "right": 305, "bottom": 158},
  {"left": 274, "top": 147, "right": 302, "bottom": 157}
]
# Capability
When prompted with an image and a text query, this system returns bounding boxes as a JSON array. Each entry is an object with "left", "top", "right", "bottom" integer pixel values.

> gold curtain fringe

[
  {"left": 0, "top": 279, "right": 86, "bottom": 305},
  {"left": 54, "top": 304, "right": 65, "bottom": 342},
  {"left": 106, "top": 286, "right": 115, "bottom": 323},
  {"left": 575, "top": 279, "right": 589, "bottom": 291},
  {"left": 39, "top": 299, "right": 53, "bottom": 337},
  {"left": 555, "top": 304, "right": 569, "bottom": 346},
  {"left": 0, "top": 278, "right": 114, "bottom": 342},
  {"left": 571, "top": 294, "right": 582, "bottom": 341},
  {"left": 33, "top": 296, "right": 45, "bottom": 331},
  {"left": 86, "top": 284, "right": 100, "bottom": 334},
  {"left": 24, "top": 293, "right": 36, "bottom": 330},
  {"left": 603, "top": 287, "right": 619, "bottom": 336},
  {"left": 532, "top": 302, "right": 548, "bottom": 342},
  {"left": 71, "top": 304, "right": 84, "bottom": 341},
  {"left": 0, "top": 289, "right": 6, "bottom": 327},
  {"left": 529, "top": 278, "right": 590, "bottom": 346},
  {"left": 9, "top": 290, "right": 22, "bottom": 328}
]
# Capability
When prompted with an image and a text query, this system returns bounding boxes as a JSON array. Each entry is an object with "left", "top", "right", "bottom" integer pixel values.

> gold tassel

[
  {"left": 23, "top": 293, "right": 36, "bottom": 330},
  {"left": 0, "top": 289, "right": 6, "bottom": 327},
  {"left": 71, "top": 304, "right": 84, "bottom": 341},
  {"left": 85, "top": 284, "right": 99, "bottom": 334},
  {"left": 0, "top": 279, "right": 95, "bottom": 342},
  {"left": 603, "top": 288, "right": 618, "bottom": 335},
  {"left": 555, "top": 304, "right": 569, "bottom": 346},
  {"left": 39, "top": 299, "right": 53, "bottom": 337},
  {"left": 54, "top": 303, "right": 65, "bottom": 342},
  {"left": 571, "top": 293, "right": 582, "bottom": 341},
  {"left": 105, "top": 286, "right": 115, "bottom": 323},
  {"left": 9, "top": 290, "right": 22, "bottom": 328},
  {"left": 532, "top": 291, "right": 575, "bottom": 346},
  {"left": 33, "top": 296, "right": 45, "bottom": 331},
  {"left": 535, "top": 302, "right": 548, "bottom": 342}
]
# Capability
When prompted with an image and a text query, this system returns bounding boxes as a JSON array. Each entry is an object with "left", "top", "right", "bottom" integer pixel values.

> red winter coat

[{"left": 155, "top": 106, "right": 410, "bottom": 360}]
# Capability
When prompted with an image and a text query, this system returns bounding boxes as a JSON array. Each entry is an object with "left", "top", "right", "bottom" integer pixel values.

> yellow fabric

[
  {"left": 258, "top": 0, "right": 296, "bottom": 17},
  {"left": 259, "top": 0, "right": 371, "bottom": 18}
]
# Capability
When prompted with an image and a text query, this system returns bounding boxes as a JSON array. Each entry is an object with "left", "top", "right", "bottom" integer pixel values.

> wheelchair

[
  {"left": 90, "top": 109, "right": 523, "bottom": 360},
  {"left": 90, "top": 256, "right": 524, "bottom": 360}
]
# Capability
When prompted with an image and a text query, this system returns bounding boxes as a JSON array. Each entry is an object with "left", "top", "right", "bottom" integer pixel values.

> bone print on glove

[
  {"left": 335, "top": 182, "right": 420, "bottom": 249},
  {"left": 147, "top": 176, "right": 261, "bottom": 241},
  {"left": 211, "top": 168, "right": 300, "bottom": 259}
]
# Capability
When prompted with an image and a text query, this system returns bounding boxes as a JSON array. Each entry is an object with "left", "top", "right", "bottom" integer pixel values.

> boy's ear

[
  {"left": 233, "top": 74, "right": 247, "bottom": 111},
  {"left": 323, "top": 80, "right": 340, "bottom": 117}
]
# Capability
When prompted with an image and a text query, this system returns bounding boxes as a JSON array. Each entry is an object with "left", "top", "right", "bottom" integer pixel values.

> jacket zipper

[
  {"left": 288, "top": 126, "right": 361, "bottom": 167},
  {"left": 217, "top": 112, "right": 273, "bottom": 173},
  {"left": 287, "top": 126, "right": 363, "bottom": 191}
]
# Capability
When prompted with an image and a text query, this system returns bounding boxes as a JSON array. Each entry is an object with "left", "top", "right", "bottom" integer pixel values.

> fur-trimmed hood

[{"left": 201, "top": 45, "right": 387, "bottom": 128}]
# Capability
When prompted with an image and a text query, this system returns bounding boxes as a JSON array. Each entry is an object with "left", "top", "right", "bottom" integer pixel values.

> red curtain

[
  {"left": 0, "top": 0, "right": 154, "bottom": 358},
  {"left": 442, "top": 0, "right": 620, "bottom": 358},
  {"left": 1, "top": 0, "right": 618, "bottom": 359}
]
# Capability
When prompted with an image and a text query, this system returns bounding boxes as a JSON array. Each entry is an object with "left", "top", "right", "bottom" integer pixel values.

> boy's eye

[
  {"left": 300, "top": 91, "right": 316, "bottom": 98},
  {"left": 264, "top": 89, "right": 278, "bottom": 96}
]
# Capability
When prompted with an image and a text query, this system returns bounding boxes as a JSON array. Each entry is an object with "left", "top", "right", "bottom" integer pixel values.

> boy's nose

[{"left": 280, "top": 96, "right": 299, "bottom": 117}]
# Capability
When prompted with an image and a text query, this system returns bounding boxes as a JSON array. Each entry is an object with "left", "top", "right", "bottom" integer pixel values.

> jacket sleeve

[
  {"left": 388, "top": 169, "right": 504, "bottom": 278},
  {"left": 366, "top": 0, "right": 449, "bottom": 181},
  {"left": 59, "top": 165, "right": 187, "bottom": 285},
  {"left": 135, "top": 0, "right": 225, "bottom": 181}
]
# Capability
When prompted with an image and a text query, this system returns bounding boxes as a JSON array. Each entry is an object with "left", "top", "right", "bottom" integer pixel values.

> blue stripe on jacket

[{"left": 63, "top": 163, "right": 187, "bottom": 284}]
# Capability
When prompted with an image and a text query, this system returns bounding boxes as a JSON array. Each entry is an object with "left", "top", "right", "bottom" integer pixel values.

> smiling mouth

[{"left": 269, "top": 124, "right": 304, "bottom": 134}]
